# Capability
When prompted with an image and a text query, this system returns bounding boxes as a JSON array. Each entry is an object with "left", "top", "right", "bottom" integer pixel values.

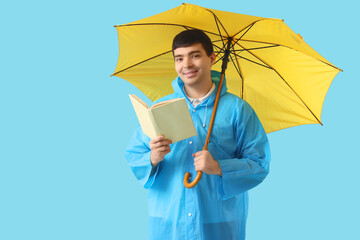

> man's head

[
  {"left": 172, "top": 29, "right": 216, "bottom": 97},
  {"left": 172, "top": 29, "right": 214, "bottom": 57}
]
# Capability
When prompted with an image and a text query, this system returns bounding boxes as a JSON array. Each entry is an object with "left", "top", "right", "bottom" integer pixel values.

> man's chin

[{"left": 181, "top": 77, "right": 198, "bottom": 85}]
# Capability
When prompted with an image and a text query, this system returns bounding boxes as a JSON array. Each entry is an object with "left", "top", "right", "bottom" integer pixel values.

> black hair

[{"left": 172, "top": 29, "right": 214, "bottom": 56}]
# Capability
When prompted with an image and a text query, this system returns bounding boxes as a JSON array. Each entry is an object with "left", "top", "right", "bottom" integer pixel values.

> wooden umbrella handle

[
  {"left": 183, "top": 72, "right": 225, "bottom": 188},
  {"left": 183, "top": 171, "right": 203, "bottom": 188}
]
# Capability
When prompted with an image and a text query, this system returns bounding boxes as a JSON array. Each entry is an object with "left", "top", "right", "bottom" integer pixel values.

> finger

[
  {"left": 150, "top": 139, "right": 172, "bottom": 150},
  {"left": 195, "top": 164, "right": 203, "bottom": 172},
  {"left": 161, "top": 139, "right": 173, "bottom": 145},
  {"left": 150, "top": 135, "right": 165, "bottom": 144},
  {"left": 152, "top": 147, "right": 171, "bottom": 157},
  {"left": 193, "top": 151, "right": 203, "bottom": 157},
  {"left": 151, "top": 136, "right": 172, "bottom": 145},
  {"left": 193, "top": 155, "right": 202, "bottom": 162},
  {"left": 157, "top": 145, "right": 171, "bottom": 152},
  {"left": 159, "top": 149, "right": 171, "bottom": 158},
  {"left": 151, "top": 144, "right": 171, "bottom": 153}
]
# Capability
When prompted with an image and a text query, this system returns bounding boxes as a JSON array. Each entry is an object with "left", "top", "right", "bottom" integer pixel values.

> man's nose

[{"left": 183, "top": 57, "right": 193, "bottom": 67}]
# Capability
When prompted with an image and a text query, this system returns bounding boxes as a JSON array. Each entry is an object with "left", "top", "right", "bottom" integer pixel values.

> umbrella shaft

[
  {"left": 203, "top": 72, "right": 225, "bottom": 150},
  {"left": 221, "top": 38, "right": 233, "bottom": 74}
]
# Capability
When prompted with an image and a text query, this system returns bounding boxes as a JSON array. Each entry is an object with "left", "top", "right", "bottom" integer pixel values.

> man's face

[{"left": 173, "top": 43, "right": 216, "bottom": 88}]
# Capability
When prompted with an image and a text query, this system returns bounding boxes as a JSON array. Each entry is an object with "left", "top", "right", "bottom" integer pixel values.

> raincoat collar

[{"left": 171, "top": 70, "right": 227, "bottom": 107}]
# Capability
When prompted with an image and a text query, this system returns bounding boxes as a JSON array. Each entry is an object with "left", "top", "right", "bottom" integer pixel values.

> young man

[{"left": 125, "top": 29, "right": 270, "bottom": 240}]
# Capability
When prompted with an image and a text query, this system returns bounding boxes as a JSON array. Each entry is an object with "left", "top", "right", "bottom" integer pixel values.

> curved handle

[{"left": 183, "top": 171, "right": 203, "bottom": 188}]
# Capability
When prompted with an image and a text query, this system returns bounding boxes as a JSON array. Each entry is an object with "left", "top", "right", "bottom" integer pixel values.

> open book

[{"left": 129, "top": 94, "right": 197, "bottom": 143}]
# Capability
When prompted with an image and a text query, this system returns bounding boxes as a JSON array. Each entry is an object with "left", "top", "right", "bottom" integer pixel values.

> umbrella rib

[
  {"left": 234, "top": 44, "right": 280, "bottom": 52},
  {"left": 203, "top": 8, "right": 229, "bottom": 48},
  {"left": 233, "top": 52, "right": 273, "bottom": 69},
  {"left": 229, "top": 54, "right": 243, "bottom": 78},
  {"left": 234, "top": 41, "right": 280, "bottom": 70},
  {"left": 111, "top": 50, "right": 173, "bottom": 76},
  {"left": 231, "top": 41, "right": 274, "bottom": 69},
  {"left": 214, "top": 55, "right": 224, "bottom": 66},
  {"left": 236, "top": 22, "right": 256, "bottom": 40},
  {"left": 229, "top": 51, "right": 245, "bottom": 99},
  {"left": 213, "top": 43, "right": 227, "bottom": 65},
  {"left": 232, "top": 45, "right": 282, "bottom": 69},
  {"left": 213, "top": 41, "right": 226, "bottom": 52},
  {"left": 213, "top": 17, "right": 226, "bottom": 48},
  {"left": 236, "top": 41, "right": 323, "bottom": 125},
  {"left": 238, "top": 39, "right": 342, "bottom": 71},
  {"left": 231, "top": 20, "right": 268, "bottom": 41}
]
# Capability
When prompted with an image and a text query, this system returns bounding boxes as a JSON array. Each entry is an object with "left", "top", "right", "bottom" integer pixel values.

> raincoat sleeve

[
  {"left": 217, "top": 101, "right": 270, "bottom": 200},
  {"left": 125, "top": 124, "right": 161, "bottom": 189}
]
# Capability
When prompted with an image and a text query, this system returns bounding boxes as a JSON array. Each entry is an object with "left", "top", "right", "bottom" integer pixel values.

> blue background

[{"left": 1, "top": 0, "right": 358, "bottom": 239}]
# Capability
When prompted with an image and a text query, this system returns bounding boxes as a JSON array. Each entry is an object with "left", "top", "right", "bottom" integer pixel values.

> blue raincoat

[{"left": 125, "top": 71, "right": 270, "bottom": 240}]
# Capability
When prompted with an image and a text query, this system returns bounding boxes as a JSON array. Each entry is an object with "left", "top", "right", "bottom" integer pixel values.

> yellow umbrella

[{"left": 112, "top": 3, "right": 341, "bottom": 187}]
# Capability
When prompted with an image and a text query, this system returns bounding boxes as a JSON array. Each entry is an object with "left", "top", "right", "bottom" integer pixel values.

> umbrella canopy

[{"left": 112, "top": 3, "right": 341, "bottom": 134}]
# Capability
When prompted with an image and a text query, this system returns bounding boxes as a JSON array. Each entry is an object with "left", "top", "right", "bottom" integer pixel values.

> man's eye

[
  {"left": 193, "top": 54, "right": 200, "bottom": 58},
  {"left": 175, "top": 58, "right": 182, "bottom": 62}
]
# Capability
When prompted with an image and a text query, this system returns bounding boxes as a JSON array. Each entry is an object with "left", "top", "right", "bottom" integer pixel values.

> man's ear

[{"left": 210, "top": 52, "right": 216, "bottom": 65}]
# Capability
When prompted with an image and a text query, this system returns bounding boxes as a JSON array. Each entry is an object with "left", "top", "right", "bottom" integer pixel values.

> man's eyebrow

[
  {"left": 188, "top": 50, "right": 201, "bottom": 55},
  {"left": 174, "top": 50, "right": 202, "bottom": 58}
]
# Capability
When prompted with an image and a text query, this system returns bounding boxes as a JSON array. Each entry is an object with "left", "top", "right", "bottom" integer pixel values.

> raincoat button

[
  {"left": 188, "top": 213, "right": 192, "bottom": 217},
  {"left": 189, "top": 141, "right": 192, "bottom": 144},
  {"left": 193, "top": 109, "right": 196, "bottom": 112}
]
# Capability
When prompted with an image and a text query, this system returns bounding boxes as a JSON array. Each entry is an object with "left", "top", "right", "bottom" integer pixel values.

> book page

[
  {"left": 151, "top": 98, "right": 182, "bottom": 109},
  {"left": 151, "top": 98, "right": 197, "bottom": 143}
]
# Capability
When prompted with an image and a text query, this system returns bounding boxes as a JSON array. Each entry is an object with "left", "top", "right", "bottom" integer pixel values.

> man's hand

[
  {"left": 150, "top": 136, "right": 172, "bottom": 167},
  {"left": 193, "top": 150, "right": 222, "bottom": 176}
]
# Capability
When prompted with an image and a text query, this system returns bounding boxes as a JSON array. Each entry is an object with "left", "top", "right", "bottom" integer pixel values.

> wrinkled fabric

[{"left": 125, "top": 71, "right": 271, "bottom": 240}]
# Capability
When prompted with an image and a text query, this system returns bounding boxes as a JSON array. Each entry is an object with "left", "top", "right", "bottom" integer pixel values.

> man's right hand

[{"left": 150, "top": 136, "right": 172, "bottom": 167}]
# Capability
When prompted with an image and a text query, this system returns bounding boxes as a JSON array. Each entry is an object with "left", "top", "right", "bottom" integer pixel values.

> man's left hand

[{"left": 193, "top": 150, "right": 222, "bottom": 176}]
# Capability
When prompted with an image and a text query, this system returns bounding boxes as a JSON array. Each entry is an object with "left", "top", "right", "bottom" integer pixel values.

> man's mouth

[{"left": 182, "top": 69, "right": 198, "bottom": 77}]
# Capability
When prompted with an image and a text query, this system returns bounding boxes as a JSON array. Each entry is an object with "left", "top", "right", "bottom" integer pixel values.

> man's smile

[{"left": 182, "top": 69, "right": 199, "bottom": 78}]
